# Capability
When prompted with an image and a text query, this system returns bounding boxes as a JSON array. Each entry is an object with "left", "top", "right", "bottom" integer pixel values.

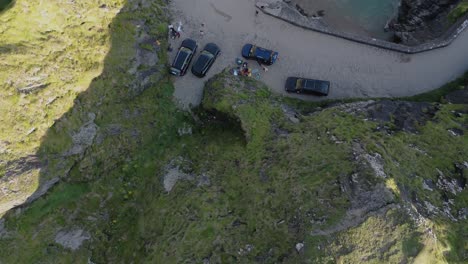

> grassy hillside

[
  {"left": 0, "top": 0, "right": 466, "bottom": 263},
  {"left": 0, "top": 0, "right": 126, "bottom": 214},
  {"left": 449, "top": 0, "right": 468, "bottom": 22},
  {"left": 199, "top": 71, "right": 467, "bottom": 263}
]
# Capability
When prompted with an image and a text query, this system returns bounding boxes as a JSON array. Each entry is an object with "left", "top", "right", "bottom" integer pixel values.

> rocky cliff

[{"left": 389, "top": 0, "right": 460, "bottom": 45}]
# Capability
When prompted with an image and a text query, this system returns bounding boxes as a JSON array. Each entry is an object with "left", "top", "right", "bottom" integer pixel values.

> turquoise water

[
  {"left": 335, "top": 0, "right": 400, "bottom": 38},
  {"left": 296, "top": 0, "right": 400, "bottom": 39}
]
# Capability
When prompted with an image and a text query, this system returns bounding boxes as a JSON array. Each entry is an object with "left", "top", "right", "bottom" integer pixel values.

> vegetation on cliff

[
  {"left": 0, "top": 0, "right": 466, "bottom": 263},
  {"left": 449, "top": 0, "right": 468, "bottom": 22}
]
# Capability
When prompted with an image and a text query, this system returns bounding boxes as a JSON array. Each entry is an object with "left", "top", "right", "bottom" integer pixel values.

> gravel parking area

[{"left": 169, "top": 0, "right": 468, "bottom": 108}]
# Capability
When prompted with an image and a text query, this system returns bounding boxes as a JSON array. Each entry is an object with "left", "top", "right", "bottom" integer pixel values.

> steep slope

[
  {"left": 0, "top": 0, "right": 467, "bottom": 263},
  {"left": 200, "top": 71, "right": 467, "bottom": 263},
  {"left": 389, "top": 0, "right": 462, "bottom": 45},
  {"left": 0, "top": 0, "right": 126, "bottom": 215},
  {"left": 3, "top": 67, "right": 466, "bottom": 262}
]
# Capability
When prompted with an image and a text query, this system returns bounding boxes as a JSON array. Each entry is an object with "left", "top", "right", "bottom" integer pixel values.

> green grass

[
  {"left": 0, "top": 0, "right": 185, "bottom": 262},
  {"left": 1, "top": 183, "right": 91, "bottom": 263},
  {"left": 9, "top": 183, "right": 89, "bottom": 234},
  {"left": 449, "top": 0, "right": 468, "bottom": 22},
  {"left": 0, "top": 0, "right": 467, "bottom": 263},
  {"left": 0, "top": 0, "right": 123, "bottom": 207},
  {"left": 327, "top": 209, "right": 423, "bottom": 263},
  {"left": 400, "top": 71, "right": 468, "bottom": 102},
  {"left": 2, "top": 66, "right": 467, "bottom": 262}
]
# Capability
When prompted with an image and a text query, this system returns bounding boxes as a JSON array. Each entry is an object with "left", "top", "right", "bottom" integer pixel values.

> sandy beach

[{"left": 169, "top": 0, "right": 468, "bottom": 108}]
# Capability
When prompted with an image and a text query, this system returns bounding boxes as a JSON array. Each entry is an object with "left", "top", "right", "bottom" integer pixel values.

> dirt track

[{"left": 169, "top": 0, "right": 468, "bottom": 108}]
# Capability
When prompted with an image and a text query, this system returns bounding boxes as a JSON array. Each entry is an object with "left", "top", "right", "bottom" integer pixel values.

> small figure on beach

[
  {"left": 256, "top": 60, "right": 268, "bottom": 72},
  {"left": 312, "top": 10, "right": 325, "bottom": 18},
  {"left": 200, "top": 23, "right": 205, "bottom": 36},
  {"left": 177, "top": 21, "right": 183, "bottom": 33},
  {"left": 168, "top": 24, "right": 178, "bottom": 39},
  {"left": 169, "top": 22, "right": 181, "bottom": 38}
]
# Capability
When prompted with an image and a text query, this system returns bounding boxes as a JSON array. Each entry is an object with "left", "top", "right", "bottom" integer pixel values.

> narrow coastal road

[{"left": 169, "top": 0, "right": 468, "bottom": 107}]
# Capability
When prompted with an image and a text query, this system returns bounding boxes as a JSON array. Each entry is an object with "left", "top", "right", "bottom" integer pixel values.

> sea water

[
  {"left": 337, "top": 0, "right": 400, "bottom": 37},
  {"left": 294, "top": 0, "right": 400, "bottom": 39}
]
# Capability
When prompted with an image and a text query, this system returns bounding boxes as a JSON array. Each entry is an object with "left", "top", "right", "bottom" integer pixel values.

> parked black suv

[
  {"left": 285, "top": 77, "right": 330, "bottom": 96},
  {"left": 241, "top": 43, "right": 278, "bottom": 65},
  {"left": 191, "top": 43, "right": 220, "bottom": 77},
  {"left": 170, "top": 39, "right": 198, "bottom": 76}
]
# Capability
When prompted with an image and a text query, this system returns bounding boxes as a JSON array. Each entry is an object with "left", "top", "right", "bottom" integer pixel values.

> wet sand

[{"left": 169, "top": 0, "right": 468, "bottom": 108}]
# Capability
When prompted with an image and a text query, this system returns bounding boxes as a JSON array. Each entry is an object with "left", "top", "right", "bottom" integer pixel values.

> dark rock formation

[
  {"left": 364, "top": 100, "right": 438, "bottom": 133},
  {"left": 445, "top": 85, "right": 468, "bottom": 104},
  {"left": 389, "top": 0, "right": 460, "bottom": 45}
]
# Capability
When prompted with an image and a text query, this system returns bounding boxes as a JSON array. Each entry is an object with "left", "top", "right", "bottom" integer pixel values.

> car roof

[
  {"left": 303, "top": 80, "right": 315, "bottom": 89},
  {"left": 204, "top": 43, "right": 219, "bottom": 54},
  {"left": 303, "top": 79, "right": 329, "bottom": 94},
  {"left": 181, "top": 39, "right": 197, "bottom": 50},
  {"left": 255, "top": 46, "right": 272, "bottom": 59},
  {"left": 316, "top": 81, "right": 330, "bottom": 93},
  {"left": 173, "top": 48, "right": 190, "bottom": 68},
  {"left": 193, "top": 53, "right": 212, "bottom": 72}
]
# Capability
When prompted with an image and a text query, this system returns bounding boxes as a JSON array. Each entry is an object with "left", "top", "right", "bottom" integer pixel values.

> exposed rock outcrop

[
  {"left": 445, "top": 85, "right": 468, "bottom": 104},
  {"left": 55, "top": 229, "right": 90, "bottom": 250},
  {"left": 389, "top": 0, "right": 460, "bottom": 45},
  {"left": 63, "top": 113, "right": 98, "bottom": 157}
]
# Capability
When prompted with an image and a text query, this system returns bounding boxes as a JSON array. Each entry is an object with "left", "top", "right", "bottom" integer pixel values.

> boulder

[{"left": 389, "top": 0, "right": 459, "bottom": 45}]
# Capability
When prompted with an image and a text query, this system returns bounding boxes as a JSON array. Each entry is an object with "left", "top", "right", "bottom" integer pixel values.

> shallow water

[{"left": 294, "top": 0, "right": 400, "bottom": 39}]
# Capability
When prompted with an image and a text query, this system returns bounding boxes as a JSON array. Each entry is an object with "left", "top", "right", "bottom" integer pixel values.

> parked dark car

[
  {"left": 170, "top": 39, "right": 198, "bottom": 76},
  {"left": 191, "top": 43, "right": 220, "bottom": 77},
  {"left": 285, "top": 77, "right": 330, "bottom": 96},
  {"left": 241, "top": 44, "right": 278, "bottom": 65}
]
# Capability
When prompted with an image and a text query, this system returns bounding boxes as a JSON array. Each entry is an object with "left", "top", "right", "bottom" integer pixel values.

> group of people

[
  {"left": 168, "top": 23, "right": 182, "bottom": 39},
  {"left": 239, "top": 62, "right": 251, "bottom": 76},
  {"left": 169, "top": 22, "right": 206, "bottom": 40},
  {"left": 233, "top": 58, "right": 269, "bottom": 78}
]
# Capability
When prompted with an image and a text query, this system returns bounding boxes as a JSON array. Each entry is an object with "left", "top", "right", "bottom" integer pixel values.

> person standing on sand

[
  {"left": 256, "top": 60, "right": 268, "bottom": 72},
  {"left": 168, "top": 24, "right": 176, "bottom": 39},
  {"left": 177, "top": 22, "right": 183, "bottom": 33},
  {"left": 200, "top": 23, "right": 205, "bottom": 36},
  {"left": 175, "top": 22, "right": 182, "bottom": 38}
]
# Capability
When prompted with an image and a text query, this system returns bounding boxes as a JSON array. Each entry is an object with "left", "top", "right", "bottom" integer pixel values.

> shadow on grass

[
  {"left": 0, "top": 0, "right": 466, "bottom": 261},
  {"left": 0, "top": 0, "right": 179, "bottom": 260},
  {"left": 0, "top": 0, "right": 14, "bottom": 14},
  {"left": 0, "top": 43, "right": 27, "bottom": 54}
]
